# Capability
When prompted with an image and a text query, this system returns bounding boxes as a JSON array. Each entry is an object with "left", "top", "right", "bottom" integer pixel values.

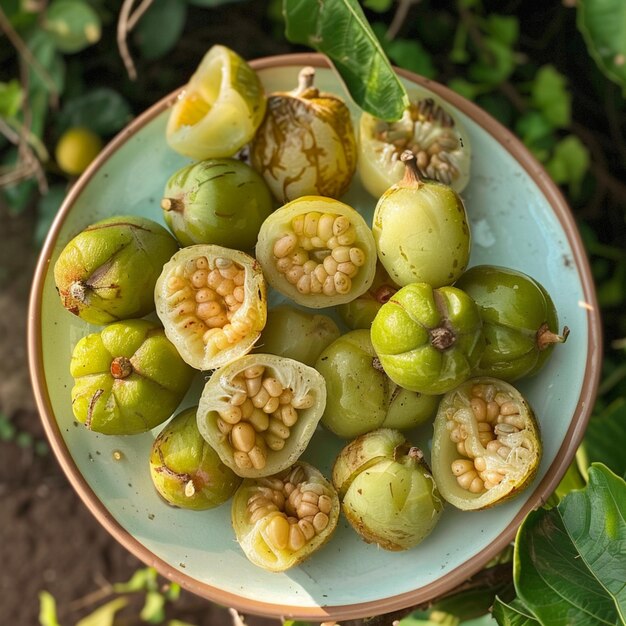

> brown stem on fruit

[
  {"left": 294, "top": 66, "right": 317, "bottom": 97},
  {"left": 69, "top": 281, "right": 88, "bottom": 303},
  {"left": 393, "top": 442, "right": 412, "bottom": 462},
  {"left": 536, "top": 323, "right": 570, "bottom": 351},
  {"left": 372, "top": 356, "right": 385, "bottom": 373},
  {"left": 85, "top": 389, "right": 104, "bottom": 430},
  {"left": 430, "top": 326, "right": 456, "bottom": 350},
  {"left": 161, "top": 197, "right": 184, "bottom": 212},
  {"left": 407, "top": 447, "right": 424, "bottom": 463},
  {"left": 374, "top": 284, "right": 397, "bottom": 304},
  {"left": 400, "top": 150, "right": 424, "bottom": 187},
  {"left": 110, "top": 356, "right": 133, "bottom": 379}
]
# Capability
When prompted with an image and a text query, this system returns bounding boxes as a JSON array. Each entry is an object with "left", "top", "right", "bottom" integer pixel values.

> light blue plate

[{"left": 29, "top": 54, "right": 602, "bottom": 621}]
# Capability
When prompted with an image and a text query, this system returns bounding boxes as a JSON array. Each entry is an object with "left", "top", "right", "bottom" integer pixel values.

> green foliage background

[{"left": 1, "top": 0, "right": 625, "bottom": 625}]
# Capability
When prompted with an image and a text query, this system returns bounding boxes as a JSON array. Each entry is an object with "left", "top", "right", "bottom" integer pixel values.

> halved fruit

[
  {"left": 154, "top": 245, "right": 267, "bottom": 371},
  {"left": 431, "top": 377, "right": 542, "bottom": 510},
  {"left": 166, "top": 45, "right": 266, "bottom": 160}
]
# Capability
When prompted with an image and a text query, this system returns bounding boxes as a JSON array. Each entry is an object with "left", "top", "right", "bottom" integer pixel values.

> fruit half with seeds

[
  {"left": 149, "top": 406, "right": 241, "bottom": 509},
  {"left": 255, "top": 196, "right": 377, "bottom": 308},
  {"left": 70, "top": 319, "right": 194, "bottom": 435},
  {"left": 231, "top": 462, "right": 339, "bottom": 571},
  {"left": 54, "top": 215, "right": 179, "bottom": 325},
  {"left": 166, "top": 44, "right": 266, "bottom": 160},
  {"left": 372, "top": 150, "right": 471, "bottom": 288},
  {"left": 250, "top": 66, "right": 357, "bottom": 202},
  {"left": 197, "top": 354, "right": 326, "bottom": 478},
  {"left": 455, "top": 265, "right": 570, "bottom": 381},
  {"left": 358, "top": 93, "right": 471, "bottom": 200},
  {"left": 161, "top": 158, "right": 274, "bottom": 250},
  {"left": 154, "top": 244, "right": 267, "bottom": 371},
  {"left": 315, "top": 329, "right": 439, "bottom": 438},
  {"left": 332, "top": 429, "right": 443, "bottom": 551},
  {"left": 431, "top": 377, "right": 541, "bottom": 510},
  {"left": 370, "top": 282, "right": 485, "bottom": 395}
]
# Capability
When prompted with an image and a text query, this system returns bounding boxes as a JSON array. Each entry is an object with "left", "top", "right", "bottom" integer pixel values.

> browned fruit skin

[{"left": 250, "top": 67, "right": 357, "bottom": 202}]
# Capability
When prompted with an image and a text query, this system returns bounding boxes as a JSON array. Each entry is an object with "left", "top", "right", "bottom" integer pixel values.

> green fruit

[
  {"left": 54, "top": 215, "right": 179, "bottom": 325},
  {"left": 70, "top": 319, "right": 195, "bottom": 435},
  {"left": 149, "top": 406, "right": 241, "bottom": 510},
  {"left": 55, "top": 127, "right": 103, "bottom": 175},
  {"left": 231, "top": 462, "right": 339, "bottom": 571},
  {"left": 255, "top": 195, "right": 377, "bottom": 308},
  {"left": 315, "top": 330, "right": 439, "bottom": 438},
  {"left": 44, "top": 0, "right": 101, "bottom": 54},
  {"left": 336, "top": 262, "right": 399, "bottom": 330},
  {"left": 161, "top": 159, "right": 274, "bottom": 250},
  {"left": 372, "top": 151, "right": 471, "bottom": 288},
  {"left": 431, "top": 377, "right": 541, "bottom": 510},
  {"left": 455, "top": 265, "right": 569, "bottom": 381},
  {"left": 197, "top": 354, "right": 326, "bottom": 478},
  {"left": 256, "top": 305, "right": 340, "bottom": 366},
  {"left": 370, "top": 282, "right": 485, "bottom": 395},
  {"left": 332, "top": 428, "right": 443, "bottom": 551}
]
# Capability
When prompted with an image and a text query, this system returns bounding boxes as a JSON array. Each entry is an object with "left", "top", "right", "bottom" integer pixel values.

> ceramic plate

[{"left": 28, "top": 54, "right": 602, "bottom": 621}]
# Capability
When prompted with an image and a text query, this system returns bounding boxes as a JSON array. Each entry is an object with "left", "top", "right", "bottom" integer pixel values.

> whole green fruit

[
  {"left": 332, "top": 428, "right": 443, "bottom": 551},
  {"left": 150, "top": 406, "right": 241, "bottom": 510},
  {"left": 370, "top": 282, "right": 485, "bottom": 394},
  {"left": 70, "top": 319, "right": 195, "bottom": 435},
  {"left": 315, "top": 330, "right": 439, "bottom": 438},
  {"left": 455, "top": 265, "right": 569, "bottom": 381},
  {"left": 372, "top": 151, "right": 470, "bottom": 288},
  {"left": 161, "top": 158, "right": 274, "bottom": 250},
  {"left": 54, "top": 215, "right": 178, "bottom": 325}
]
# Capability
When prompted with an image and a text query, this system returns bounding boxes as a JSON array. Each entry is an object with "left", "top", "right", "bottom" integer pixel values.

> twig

[
  {"left": 117, "top": 0, "right": 155, "bottom": 81},
  {"left": 229, "top": 608, "right": 248, "bottom": 626},
  {"left": 0, "top": 5, "right": 59, "bottom": 107},
  {"left": 386, "top": 0, "right": 421, "bottom": 40}
]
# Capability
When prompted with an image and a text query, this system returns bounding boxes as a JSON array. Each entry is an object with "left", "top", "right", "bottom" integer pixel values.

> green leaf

[
  {"left": 552, "top": 458, "right": 586, "bottom": 502},
  {"left": 0, "top": 414, "right": 17, "bottom": 441},
  {"left": 582, "top": 399, "right": 626, "bottom": 479},
  {"left": 545, "top": 134, "right": 590, "bottom": 196},
  {"left": 514, "top": 463, "right": 626, "bottom": 625},
  {"left": 0, "top": 80, "right": 23, "bottom": 119},
  {"left": 38, "top": 591, "right": 62, "bottom": 626},
  {"left": 113, "top": 567, "right": 157, "bottom": 593},
  {"left": 447, "top": 77, "right": 481, "bottom": 100},
  {"left": 484, "top": 14, "right": 519, "bottom": 46},
  {"left": 75, "top": 598, "right": 128, "bottom": 626},
  {"left": 397, "top": 609, "right": 462, "bottom": 625},
  {"left": 44, "top": 0, "right": 101, "bottom": 54},
  {"left": 386, "top": 38, "right": 437, "bottom": 79},
  {"left": 364, "top": 0, "right": 393, "bottom": 12},
  {"left": 577, "top": 0, "right": 626, "bottom": 92},
  {"left": 187, "top": 0, "right": 244, "bottom": 5},
  {"left": 282, "top": 621, "right": 315, "bottom": 626},
  {"left": 468, "top": 37, "right": 515, "bottom": 85},
  {"left": 134, "top": 0, "right": 187, "bottom": 61},
  {"left": 492, "top": 597, "right": 539, "bottom": 625},
  {"left": 55, "top": 88, "right": 133, "bottom": 137},
  {"left": 515, "top": 111, "right": 554, "bottom": 147},
  {"left": 283, "top": 0, "right": 409, "bottom": 121},
  {"left": 140, "top": 590, "right": 166, "bottom": 623},
  {"left": 167, "top": 621, "right": 198, "bottom": 626},
  {"left": 530, "top": 65, "right": 571, "bottom": 128}
]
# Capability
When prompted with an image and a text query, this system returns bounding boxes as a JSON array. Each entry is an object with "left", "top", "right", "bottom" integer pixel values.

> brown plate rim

[{"left": 27, "top": 52, "right": 603, "bottom": 621}]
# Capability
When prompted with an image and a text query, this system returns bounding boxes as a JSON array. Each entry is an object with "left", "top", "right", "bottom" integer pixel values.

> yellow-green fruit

[
  {"left": 70, "top": 319, "right": 195, "bottom": 435},
  {"left": 55, "top": 127, "right": 103, "bottom": 175},
  {"left": 150, "top": 407, "right": 241, "bottom": 509},
  {"left": 332, "top": 429, "right": 443, "bottom": 551},
  {"left": 431, "top": 377, "right": 541, "bottom": 510},
  {"left": 231, "top": 462, "right": 340, "bottom": 571},
  {"left": 54, "top": 215, "right": 179, "bottom": 325}
]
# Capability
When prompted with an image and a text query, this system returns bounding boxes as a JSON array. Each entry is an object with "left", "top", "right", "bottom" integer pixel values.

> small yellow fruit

[{"left": 55, "top": 127, "right": 103, "bottom": 175}]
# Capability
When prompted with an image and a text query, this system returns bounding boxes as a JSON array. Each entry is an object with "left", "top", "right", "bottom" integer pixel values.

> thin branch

[
  {"left": 117, "top": 0, "right": 155, "bottom": 81},
  {"left": 128, "top": 0, "right": 155, "bottom": 30},
  {"left": 386, "top": 0, "right": 421, "bottom": 41}
]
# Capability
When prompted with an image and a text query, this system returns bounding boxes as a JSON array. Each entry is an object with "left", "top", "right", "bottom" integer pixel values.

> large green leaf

[
  {"left": 134, "top": 0, "right": 187, "bottom": 61},
  {"left": 577, "top": 0, "right": 626, "bottom": 92},
  {"left": 514, "top": 464, "right": 626, "bottom": 625},
  {"left": 283, "top": 0, "right": 409, "bottom": 121},
  {"left": 492, "top": 598, "right": 539, "bottom": 626}
]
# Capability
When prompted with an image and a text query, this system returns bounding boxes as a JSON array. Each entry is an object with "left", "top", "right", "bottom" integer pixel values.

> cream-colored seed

[
  {"left": 302, "top": 259, "right": 317, "bottom": 275},
  {"left": 291, "top": 250, "right": 308, "bottom": 266},
  {"left": 480, "top": 470, "right": 504, "bottom": 486},
  {"left": 334, "top": 272, "right": 352, "bottom": 294},
  {"left": 286, "top": 266, "right": 305, "bottom": 285},
  {"left": 280, "top": 405, "right": 298, "bottom": 427},
  {"left": 263, "top": 377, "right": 283, "bottom": 397},
  {"left": 195, "top": 288, "right": 215, "bottom": 303},
  {"left": 473, "top": 456, "right": 487, "bottom": 472},
  {"left": 349, "top": 247, "right": 365, "bottom": 266},
  {"left": 276, "top": 257, "right": 292, "bottom": 273},
  {"left": 176, "top": 300, "right": 196, "bottom": 316},
  {"left": 322, "top": 276, "right": 336, "bottom": 296},
  {"left": 234, "top": 270, "right": 245, "bottom": 286},
  {"left": 451, "top": 459, "right": 474, "bottom": 476},
  {"left": 216, "top": 279, "right": 235, "bottom": 297},
  {"left": 313, "top": 511, "right": 329, "bottom": 532},
  {"left": 486, "top": 401, "right": 500, "bottom": 422},
  {"left": 263, "top": 396, "right": 280, "bottom": 414},
  {"left": 301, "top": 491, "right": 319, "bottom": 504},
  {"left": 191, "top": 270, "right": 208, "bottom": 288},
  {"left": 297, "top": 274, "right": 312, "bottom": 294},
  {"left": 240, "top": 398, "right": 254, "bottom": 418},
  {"left": 267, "top": 515, "right": 290, "bottom": 549},
  {"left": 332, "top": 216, "right": 350, "bottom": 236},
  {"left": 224, "top": 294, "right": 238, "bottom": 309},
  {"left": 231, "top": 422, "right": 256, "bottom": 452},
  {"left": 292, "top": 214, "right": 305, "bottom": 235},
  {"left": 304, "top": 212, "right": 321, "bottom": 237},
  {"left": 233, "top": 286, "right": 245, "bottom": 303},
  {"left": 500, "top": 401, "right": 519, "bottom": 416},
  {"left": 246, "top": 376, "right": 263, "bottom": 397},
  {"left": 279, "top": 389, "right": 293, "bottom": 405},
  {"left": 317, "top": 214, "right": 335, "bottom": 240},
  {"left": 196, "top": 301, "right": 222, "bottom": 319},
  {"left": 217, "top": 417, "right": 233, "bottom": 434},
  {"left": 292, "top": 393, "right": 314, "bottom": 409},
  {"left": 310, "top": 274, "right": 323, "bottom": 294},
  {"left": 323, "top": 255, "right": 338, "bottom": 275},
  {"left": 337, "top": 262, "right": 357, "bottom": 278},
  {"left": 219, "top": 406, "right": 242, "bottom": 425},
  {"left": 331, "top": 246, "right": 351, "bottom": 263},
  {"left": 248, "top": 409, "right": 270, "bottom": 432},
  {"left": 499, "top": 414, "right": 527, "bottom": 429},
  {"left": 234, "top": 451, "right": 253, "bottom": 469},
  {"left": 299, "top": 237, "right": 313, "bottom": 251},
  {"left": 317, "top": 494, "right": 332, "bottom": 514},
  {"left": 206, "top": 313, "right": 229, "bottom": 329},
  {"left": 195, "top": 257, "right": 209, "bottom": 270},
  {"left": 207, "top": 269, "right": 222, "bottom": 289},
  {"left": 248, "top": 445, "right": 266, "bottom": 469},
  {"left": 297, "top": 501, "right": 319, "bottom": 518},
  {"left": 274, "top": 234, "right": 298, "bottom": 258},
  {"left": 313, "top": 265, "right": 328, "bottom": 284},
  {"left": 337, "top": 227, "right": 356, "bottom": 246},
  {"left": 495, "top": 423, "right": 519, "bottom": 435},
  {"left": 494, "top": 392, "right": 510, "bottom": 406},
  {"left": 456, "top": 469, "right": 480, "bottom": 491},
  {"left": 251, "top": 387, "right": 270, "bottom": 409},
  {"left": 298, "top": 519, "right": 316, "bottom": 541},
  {"left": 269, "top": 418, "right": 290, "bottom": 440},
  {"left": 470, "top": 397, "right": 487, "bottom": 422},
  {"left": 457, "top": 441, "right": 468, "bottom": 457},
  {"left": 289, "top": 524, "right": 306, "bottom": 551},
  {"left": 250, "top": 503, "right": 277, "bottom": 523},
  {"left": 310, "top": 236, "right": 326, "bottom": 249},
  {"left": 304, "top": 483, "right": 324, "bottom": 495},
  {"left": 326, "top": 236, "right": 339, "bottom": 249},
  {"left": 265, "top": 433, "right": 286, "bottom": 451},
  {"left": 167, "top": 276, "right": 185, "bottom": 291}
]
